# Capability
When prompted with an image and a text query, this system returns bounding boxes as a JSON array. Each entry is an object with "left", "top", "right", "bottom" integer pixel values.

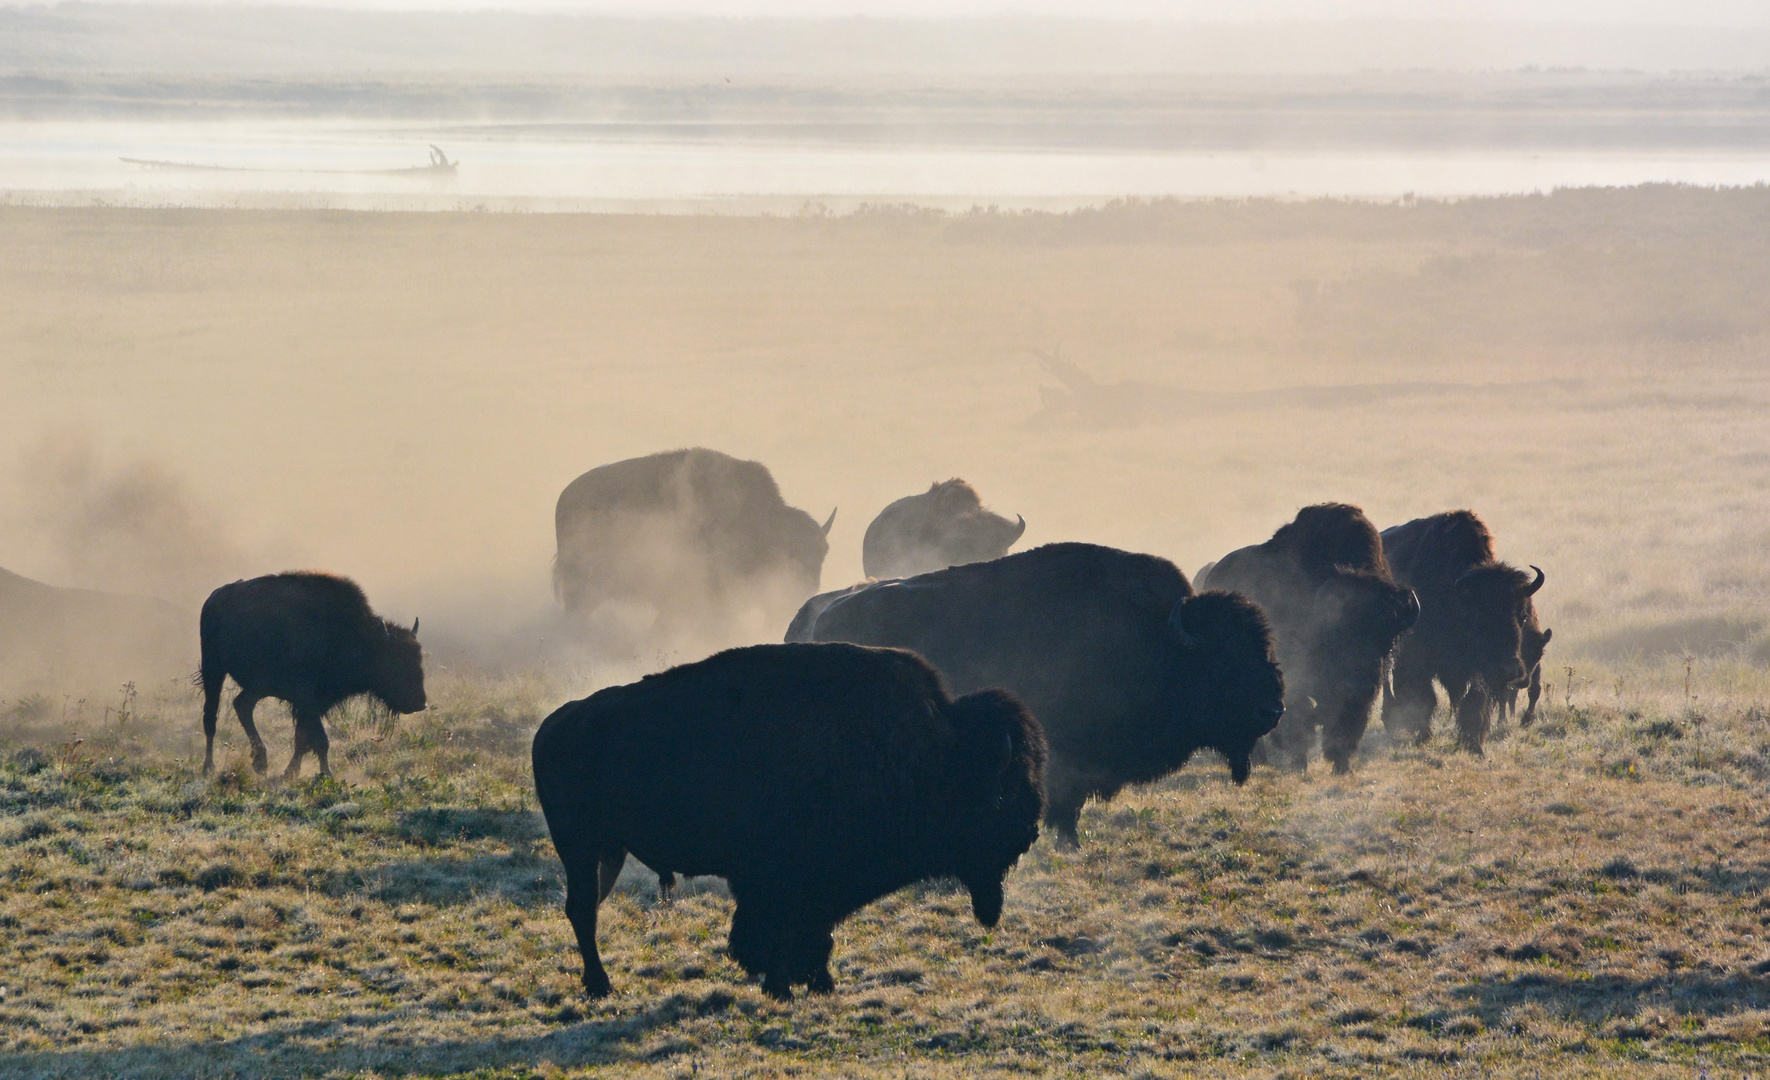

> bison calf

[
  {"left": 531, "top": 642, "right": 1046, "bottom": 1000},
  {"left": 198, "top": 572, "right": 426, "bottom": 779}
]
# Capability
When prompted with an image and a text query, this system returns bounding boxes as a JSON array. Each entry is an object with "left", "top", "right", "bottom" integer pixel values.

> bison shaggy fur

[
  {"left": 1199, "top": 503, "right": 1419, "bottom": 775},
  {"left": 799, "top": 542, "right": 1283, "bottom": 847},
  {"left": 198, "top": 572, "right": 425, "bottom": 779},
  {"left": 1380, "top": 511, "right": 1545, "bottom": 754},
  {"left": 531, "top": 642, "right": 1046, "bottom": 1000}
]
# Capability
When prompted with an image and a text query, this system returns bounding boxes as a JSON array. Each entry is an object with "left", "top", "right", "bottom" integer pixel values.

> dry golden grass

[{"left": 4, "top": 659, "right": 1770, "bottom": 1079}]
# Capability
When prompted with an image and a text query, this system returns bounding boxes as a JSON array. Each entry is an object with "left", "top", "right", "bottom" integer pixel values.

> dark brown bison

[
  {"left": 862, "top": 479, "right": 1025, "bottom": 579},
  {"left": 798, "top": 543, "right": 1283, "bottom": 847},
  {"left": 553, "top": 448, "right": 834, "bottom": 643},
  {"left": 198, "top": 572, "right": 426, "bottom": 778},
  {"left": 1380, "top": 512, "right": 1545, "bottom": 754},
  {"left": 1198, "top": 504, "right": 1419, "bottom": 775},
  {"left": 531, "top": 642, "right": 1045, "bottom": 1000},
  {"left": 1502, "top": 612, "right": 1552, "bottom": 724}
]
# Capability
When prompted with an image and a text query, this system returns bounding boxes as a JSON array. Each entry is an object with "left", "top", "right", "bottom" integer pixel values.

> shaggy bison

[
  {"left": 531, "top": 642, "right": 1045, "bottom": 1000},
  {"left": 1380, "top": 512, "right": 1545, "bottom": 753},
  {"left": 862, "top": 479, "right": 1026, "bottom": 579},
  {"left": 198, "top": 572, "right": 426, "bottom": 778},
  {"left": 553, "top": 448, "right": 834, "bottom": 643},
  {"left": 798, "top": 543, "right": 1284, "bottom": 847},
  {"left": 1198, "top": 504, "right": 1419, "bottom": 774}
]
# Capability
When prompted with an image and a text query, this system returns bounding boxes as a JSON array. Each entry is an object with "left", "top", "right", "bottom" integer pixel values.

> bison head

[
  {"left": 372, "top": 617, "right": 427, "bottom": 714},
  {"left": 1168, "top": 591, "right": 1285, "bottom": 784},
  {"left": 946, "top": 688, "right": 1047, "bottom": 927},
  {"left": 777, "top": 506, "right": 837, "bottom": 599},
  {"left": 1452, "top": 563, "right": 1544, "bottom": 692},
  {"left": 938, "top": 510, "right": 1027, "bottom": 571},
  {"left": 1303, "top": 572, "right": 1419, "bottom": 692}
]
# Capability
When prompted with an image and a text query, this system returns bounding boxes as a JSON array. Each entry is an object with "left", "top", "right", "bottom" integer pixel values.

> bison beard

[
  {"left": 197, "top": 572, "right": 426, "bottom": 779},
  {"left": 800, "top": 543, "right": 1284, "bottom": 847},
  {"left": 1198, "top": 503, "right": 1419, "bottom": 775},
  {"left": 530, "top": 642, "right": 1046, "bottom": 1001},
  {"left": 1380, "top": 511, "right": 1545, "bottom": 755}
]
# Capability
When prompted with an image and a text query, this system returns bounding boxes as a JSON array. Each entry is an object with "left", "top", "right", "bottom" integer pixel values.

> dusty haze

[{"left": 3, "top": 187, "right": 1769, "bottom": 697}]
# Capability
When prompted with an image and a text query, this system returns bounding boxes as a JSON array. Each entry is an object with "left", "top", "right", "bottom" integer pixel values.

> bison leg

[
  {"left": 231, "top": 691, "right": 270, "bottom": 774},
  {"left": 1522, "top": 665, "right": 1543, "bottom": 726},
  {"left": 563, "top": 842, "right": 623, "bottom": 997},
  {"left": 798, "top": 922, "right": 837, "bottom": 995},
  {"left": 1453, "top": 685, "right": 1492, "bottom": 756},
  {"left": 201, "top": 672, "right": 225, "bottom": 775},
  {"left": 1043, "top": 764, "right": 1091, "bottom": 849},
  {"left": 286, "top": 706, "right": 331, "bottom": 779},
  {"left": 726, "top": 899, "right": 768, "bottom": 978},
  {"left": 1265, "top": 707, "right": 1313, "bottom": 772},
  {"left": 596, "top": 849, "right": 628, "bottom": 904},
  {"left": 1322, "top": 686, "right": 1378, "bottom": 776},
  {"left": 1383, "top": 652, "right": 1437, "bottom": 746}
]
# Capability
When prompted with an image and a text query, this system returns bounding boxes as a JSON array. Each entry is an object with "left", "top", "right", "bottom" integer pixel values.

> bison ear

[
  {"left": 1168, "top": 597, "right": 1200, "bottom": 649},
  {"left": 1541, "top": 627, "right": 1553, "bottom": 643}
]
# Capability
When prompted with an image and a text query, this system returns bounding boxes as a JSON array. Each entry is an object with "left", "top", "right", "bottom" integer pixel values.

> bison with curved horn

[
  {"left": 1380, "top": 511, "right": 1545, "bottom": 754},
  {"left": 553, "top": 448, "right": 835, "bottom": 647},
  {"left": 532, "top": 642, "right": 1045, "bottom": 1000},
  {"left": 862, "top": 479, "right": 1026, "bottom": 580},
  {"left": 796, "top": 542, "right": 1284, "bottom": 848},
  {"left": 1198, "top": 503, "right": 1419, "bottom": 774},
  {"left": 198, "top": 572, "right": 426, "bottom": 779}
]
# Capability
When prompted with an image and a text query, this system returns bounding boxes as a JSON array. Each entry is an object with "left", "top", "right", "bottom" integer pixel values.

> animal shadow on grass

[
  {"left": 0, "top": 990, "right": 740, "bottom": 1080},
  {"left": 1448, "top": 971, "right": 1770, "bottom": 1033},
  {"left": 330, "top": 808, "right": 561, "bottom": 907},
  {"left": 351, "top": 810, "right": 729, "bottom": 907}
]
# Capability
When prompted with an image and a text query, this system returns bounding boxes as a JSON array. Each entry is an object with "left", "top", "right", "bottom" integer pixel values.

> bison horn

[
  {"left": 1168, "top": 598, "right": 1198, "bottom": 648},
  {"left": 821, "top": 508, "right": 838, "bottom": 537},
  {"left": 412, "top": 617, "right": 420, "bottom": 635},
  {"left": 1401, "top": 588, "right": 1421, "bottom": 628},
  {"left": 1524, "top": 565, "right": 1545, "bottom": 597},
  {"left": 1009, "top": 514, "right": 1027, "bottom": 543}
]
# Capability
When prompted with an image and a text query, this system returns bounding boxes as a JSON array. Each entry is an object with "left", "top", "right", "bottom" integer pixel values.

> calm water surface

[{"left": 4, "top": 120, "right": 1768, "bottom": 211}]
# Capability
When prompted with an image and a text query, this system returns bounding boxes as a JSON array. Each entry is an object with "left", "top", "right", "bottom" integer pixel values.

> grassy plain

[
  {"left": 6, "top": 664, "right": 1770, "bottom": 1079},
  {"left": 4, "top": 187, "right": 1770, "bottom": 1076}
]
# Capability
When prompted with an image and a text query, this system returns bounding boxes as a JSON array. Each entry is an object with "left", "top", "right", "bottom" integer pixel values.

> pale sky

[{"left": 35, "top": 0, "right": 1770, "bottom": 22}]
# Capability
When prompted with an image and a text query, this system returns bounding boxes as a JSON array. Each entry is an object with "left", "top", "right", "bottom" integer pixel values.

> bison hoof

[
  {"left": 582, "top": 972, "right": 613, "bottom": 998},
  {"left": 1330, "top": 759, "right": 1352, "bottom": 776},
  {"left": 761, "top": 976, "right": 794, "bottom": 1002},
  {"left": 807, "top": 970, "right": 835, "bottom": 994}
]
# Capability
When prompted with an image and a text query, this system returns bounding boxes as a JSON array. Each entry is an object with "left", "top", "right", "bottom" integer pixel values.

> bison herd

[{"left": 195, "top": 446, "right": 1550, "bottom": 1001}]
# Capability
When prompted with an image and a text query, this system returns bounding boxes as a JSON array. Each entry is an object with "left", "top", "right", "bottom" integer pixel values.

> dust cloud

[
  {"left": 4, "top": 189, "right": 1768, "bottom": 708},
  {"left": 6, "top": 428, "right": 246, "bottom": 605}
]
